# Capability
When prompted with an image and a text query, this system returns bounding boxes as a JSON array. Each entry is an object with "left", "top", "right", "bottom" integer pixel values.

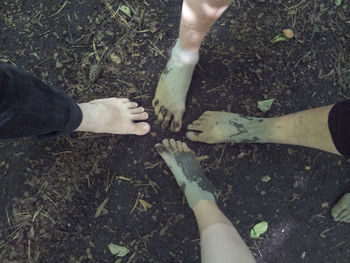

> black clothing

[
  {"left": 328, "top": 100, "right": 350, "bottom": 157},
  {"left": 0, "top": 62, "right": 82, "bottom": 139}
]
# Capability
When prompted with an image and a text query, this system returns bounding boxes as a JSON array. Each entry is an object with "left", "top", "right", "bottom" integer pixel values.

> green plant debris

[
  {"left": 250, "top": 221, "right": 268, "bottom": 239},
  {"left": 257, "top": 98, "right": 275, "bottom": 113},
  {"left": 108, "top": 243, "right": 130, "bottom": 257},
  {"left": 334, "top": 0, "right": 342, "bottom": 7},
  {"left": 119, "top": 5, "right": 131, "bottom": 17},
  {"left": 271, "top": 34, "right": 288, "bottom": 44}
]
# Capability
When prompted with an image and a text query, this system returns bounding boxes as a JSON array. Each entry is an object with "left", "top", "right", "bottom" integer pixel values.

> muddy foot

[
  {"left": 152, "top": 40, "right": 198, "bottom": 132},
  {"left": 331, "top": 193, "right": 350, "bottom": 223},
  {"left": 75, "top": 98, "right": 150, "bottom": 135},
  {"left": 186, "top": 111, "right": 270, "bottom": 144},
  {"left": 155, "top": 139, "right": 215, "bottom": 208}
]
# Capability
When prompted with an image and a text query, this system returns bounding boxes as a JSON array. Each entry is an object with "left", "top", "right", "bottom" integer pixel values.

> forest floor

[{"left": 0, "top": 0, "right": 350, "bottom": 262}]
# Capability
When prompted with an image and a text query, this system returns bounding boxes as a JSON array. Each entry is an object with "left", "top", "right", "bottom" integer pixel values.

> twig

[{"left": 49, "top": 1, "right": 70, "bottom": 18}]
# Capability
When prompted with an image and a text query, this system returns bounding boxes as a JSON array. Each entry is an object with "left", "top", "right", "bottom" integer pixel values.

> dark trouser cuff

[
  {"left": 0, "top": 62, "right": 82, "bottom": 139},
  {"left": 328, "top": 100, "right": 350, "bottom": 157}
]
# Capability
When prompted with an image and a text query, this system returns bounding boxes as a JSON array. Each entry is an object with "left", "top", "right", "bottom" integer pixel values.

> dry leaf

[
  {"left": 95, "top": 197, "right": 109, "bottom": 218},
  {"left": 139, "top": 199, "right": 152, "bottom": 211}
]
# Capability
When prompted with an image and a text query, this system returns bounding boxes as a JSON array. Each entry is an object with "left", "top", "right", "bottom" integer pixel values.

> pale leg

[
  {"left": 187, "top": 105, "right": 340, "bottom": 155},
  {"left": 155, "top": 139, "right": 255, "bottom": 263},
  {"left": 153, "top": 0, "right": 234, "bottom": 132}
]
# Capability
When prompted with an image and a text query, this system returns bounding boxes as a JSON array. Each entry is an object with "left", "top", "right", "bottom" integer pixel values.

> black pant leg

[
  {"left": 328, "top": 100, "right": 350, "bottom": 157},
  {"left": 0, "top": 62, "right": 82, "bottom": 139}
]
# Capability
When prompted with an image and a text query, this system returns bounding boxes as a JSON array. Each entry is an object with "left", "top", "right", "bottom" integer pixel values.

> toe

[
  {"left": 192, "top": 120, "right": 202, "bottom": 125},
  {"left": 186, "top": 131, "right": 203, "bottom": 142},
  {"left": 161, "top": 112, "right": 172, "bottom": 130},
  {"left": 157, "top": 107, "right": 167, "bottom": 122},
  {"left": 331, "top": 205, "right": 342, "bottom": 218},
  {"left": 131, "top": 107, "right": 145, "bottom": 114},
  {"left": 152, "top": 98, "right": 159, "bottom": 108},
  {"left": 131, "top": 112, "right": 148, "bottom": 121},
  {"left": 155, "top": 143, "right": 167, "bottom": 154},
  {"left": 202, "top": 111, "right": 212, "bottom": 117},
  {"left": 171, "top": 111, "right": 184, "bottom": 132},
  {"left": 176, "top": 140, "right": 183, "bottom": 152},
  {"left": 169, "top": 139, "right": 178, "bottom": 151},
  {"left": 343, "top": 213, "right": 350, "bottom": 223},
  {"left": 154, "top": 104, "right": 161, "bottom": 116},
  {"left": 134, "top": 122, "right": 150, "bottom": 136},
  {"left": 126, "top": 102, "right": 138, "bottom": 109},
  {"left": 162, "top": 139, "right": 171, "bottom": 151},
  {"left": 334, "top": 210, "right": 347, "bottom": 222},
  {"left": 182, "top": 142, "right": 191, "bottom": 152},
  {"left": 120, "top": 98, "right": 130, "bottom": 103},
  {"left": 187, "top": 124, "right": 204, "bottom": 131}
]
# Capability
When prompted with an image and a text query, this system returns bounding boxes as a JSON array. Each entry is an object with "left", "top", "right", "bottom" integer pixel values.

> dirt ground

[{"left": 1, "top": 0, "right": 350, "bottom": 262}]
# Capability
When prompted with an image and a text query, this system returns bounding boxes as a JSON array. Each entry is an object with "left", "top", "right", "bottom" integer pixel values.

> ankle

[
  {"left": 74, "top": 102, "right": 101, "bottom": 133},
  {"left": 171, "top": 39, "right": 199, "bottom": 65},
  {"left": 265, "top": 117, "right": 295, "bottom": 144}
]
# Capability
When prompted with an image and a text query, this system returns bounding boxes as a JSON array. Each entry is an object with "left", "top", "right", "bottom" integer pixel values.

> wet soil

[{"left": 1, "top": 0, "right": 350, "bottom": 262}]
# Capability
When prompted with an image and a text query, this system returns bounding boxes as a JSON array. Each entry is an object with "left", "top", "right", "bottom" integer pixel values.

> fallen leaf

[
  {"left": 257, "top": 98, "right": 275, "bottom": 113},
  {"left": 119, "top": 5, "right": 131, "bottom": 17},
  {"left": 139, "top": 199, "right": 153, "bottom": 211},
  {"left": 261, "top": 175, "right": 271, "bottom": 183},
  {"left": 95, "top": 197, "right": 109, "bottom": 218},
  {"left": 110, "top": 52, "right": 122, "bottom": 65},
  {"left": 335, "top": 0, "right": 342, "bottom": 7},
  {"left": 282, "top": 29, "right": 294, "bottom": 39},
  {"left": 108, "top": 243, "right": 129, "bottom": 257},
  {"left": 250, "top": 221, "right": 268, "bottom": 239},
  {"left": 271, "top": 34, "right": 288, "bottom": 43}
]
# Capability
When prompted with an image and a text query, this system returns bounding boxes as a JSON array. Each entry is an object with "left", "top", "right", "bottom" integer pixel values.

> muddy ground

[{"left": 1, "top": 0, "right": 350, "bottom": 262}]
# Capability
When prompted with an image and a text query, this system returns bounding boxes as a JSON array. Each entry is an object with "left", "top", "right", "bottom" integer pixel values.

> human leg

[
  {"left": 0, "top": 62, "right": 150, "bottom": 138},
  {"left": 153, "top": 0, "right": 234, "bottom": 132},
  {"left": 155, "top": 139, "right": 255, "bottom": 263},
  {"left": 194, "top": 201, "right": 256, "bottom": 263},
  {"left": 187, "top": 104, "right": 341, "bottom": 155}
]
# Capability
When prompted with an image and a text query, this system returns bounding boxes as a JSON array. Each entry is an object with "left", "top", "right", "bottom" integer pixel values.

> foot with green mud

[
  {"left": 155, "top": 139, "right": 215, "bottom": 208},
  {"left": 186, "top": 111, "right": 271, "bottom": 144},
  {"left": 331, "top": 193, "right": 350, "bottom": 223}
]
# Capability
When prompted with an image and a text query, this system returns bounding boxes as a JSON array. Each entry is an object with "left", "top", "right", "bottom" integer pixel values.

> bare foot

[
  {"left": 155, "top": 139, "right": 215, "bottom": 208},
  {"left": 186, "top": 111, "right": 270, "bottom": 144},
  {"left": 75, "top": 98, "right": 150, "bottom": 135},
  {"left": 331, "top": 193, "right": 350, "bottom": 223},
  {"left": 152, "top": 40, "right": 199, "bottom": 132}
]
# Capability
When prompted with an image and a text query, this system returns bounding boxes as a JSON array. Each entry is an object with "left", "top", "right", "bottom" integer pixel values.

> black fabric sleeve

[
  {"left": 328, "top": 100, "right": 350, "bottom": 157},
  {"left": 0, "top": 62, "right": 82, "bottom": 139}
]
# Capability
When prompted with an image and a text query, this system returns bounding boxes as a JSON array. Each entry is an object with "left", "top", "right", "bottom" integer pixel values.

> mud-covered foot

[
  {"left": 152, "top": 40, "right": 199, "bottom": 132},
  {"left": 186, "top": 111, "right": 271, "bottom": 144},
  {"left": 331, "top": 193, "right": 350, "bottom": 223},
  {"left": 155, "top": 139, "right": 215, "bottom": 208},
  {"left": 75, "top": 98, "right": 150, "bottom": 135}
]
